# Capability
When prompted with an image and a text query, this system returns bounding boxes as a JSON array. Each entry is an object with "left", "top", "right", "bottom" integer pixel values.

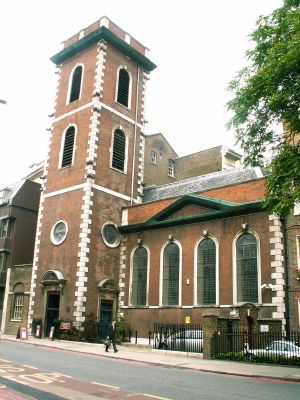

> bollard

[
  {"left": 148, "top": 331, "right": 151, "bottom": 345},
  {"left": 135, "top": 330, "right": 138, "bottom": 344}
]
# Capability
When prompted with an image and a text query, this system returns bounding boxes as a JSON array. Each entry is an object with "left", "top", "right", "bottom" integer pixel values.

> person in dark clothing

[{"left": 105, "top": 320, "right": 118, "bottom": 353}]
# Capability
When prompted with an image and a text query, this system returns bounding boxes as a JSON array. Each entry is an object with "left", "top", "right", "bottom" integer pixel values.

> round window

[
  {"left": 102, "top": 222, "right": 120, "bottom": 247},
  {"left": 51, "top": 220, "right": 68, "bottom": 245}
]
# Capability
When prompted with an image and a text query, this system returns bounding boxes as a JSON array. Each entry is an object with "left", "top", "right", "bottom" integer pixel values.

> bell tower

[{"left": 28, "top": 17, "right": 156, "bottom": 334}]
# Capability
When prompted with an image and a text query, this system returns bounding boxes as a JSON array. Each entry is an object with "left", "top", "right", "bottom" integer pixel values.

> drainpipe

[
  {"left": 281, "top": 216, "right": 291, "bottom": 338},
  {"left": 130, "top": 65, "right": 140, "bottom": 205}
]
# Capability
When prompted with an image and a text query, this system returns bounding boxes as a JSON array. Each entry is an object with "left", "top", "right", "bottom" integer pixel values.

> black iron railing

[
  {"left": 153, "top": 323, "right": 203, "bottom": 353},
  {"left": 214, "top": 330, "right": 300, "bottom": 365}
]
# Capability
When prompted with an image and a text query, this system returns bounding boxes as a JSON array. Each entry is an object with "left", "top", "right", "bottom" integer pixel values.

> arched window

[
  {"left": 131, "top": 247, "right": 148, "bottom": 306},
  {"left": 112, "top": 129, "right": 126, "bottom": 171},
  {"left": 236, "top": 233, "right": 258, "bottom": 303},
  {"left": 162, "top": 243, "right": 180, "bottom": 305},
  {"left": 61, "top": 126, "right": 75, "bottom": 168},
  {"left": 197, "top": 238, "right": 216, "bottom": 305},
  {"left": 117, "top": 68, "right": 130, "bottom": 107},
  {"left": 69, "top": 65, "right": 83, "bottom": 103}
]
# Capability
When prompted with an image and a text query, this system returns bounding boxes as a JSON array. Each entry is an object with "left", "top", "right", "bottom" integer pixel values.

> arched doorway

[
  {"left": 98, "top": 279, "right": 119, "bottom": 339},
  {"left": 40, "top": 270, "right": 66, "bottom": 337}
]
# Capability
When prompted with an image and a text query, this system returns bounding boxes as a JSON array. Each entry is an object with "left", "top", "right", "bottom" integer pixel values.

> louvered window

[
  {"left": 69, "top": 66, "right": 82, "bottom": 103},
  {"left": 61, "top": 126, "right": 75, "bottom": 168},
  {"left": 163, "top": 243, "right": 180, "bottom": 305},
  {"left": 131, "top": 247, "right": 148, "bottom": 306},
  {"left": 117, "top": 69, "right": 129, "bottom": 107},
  {"left": 112, "top": 129, "right": 126, "bottom": 171},
  {"left": 197, "top": 239, "right": 216, "bottom": 305},
  {"left": 236, "top": 233, "right": 258, "bottom": 303}
]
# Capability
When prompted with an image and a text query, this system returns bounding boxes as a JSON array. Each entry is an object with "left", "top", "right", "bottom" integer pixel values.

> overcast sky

[{"left": 0, "top": 0, "right": 283, "bottom": 189}]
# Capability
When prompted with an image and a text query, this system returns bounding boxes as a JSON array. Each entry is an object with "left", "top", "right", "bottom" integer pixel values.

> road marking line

[
  {"left": 22, "top": 365, "right": 38, "bottom": 369},
  {"left": 0, "top": 359, "right": 10, "bottom": 362},
  {"left": 92, "top": 382, "right": 119, "bottom": 390},
  {"left": 143, "top": 395, "right": 171, "bottom": 400}
]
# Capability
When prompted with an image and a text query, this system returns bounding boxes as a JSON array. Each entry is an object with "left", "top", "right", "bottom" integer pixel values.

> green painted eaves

[
  {"left": 50, "top": 26, "right": 157, "bottom": 72},
  {"left": 119, "top": 198, "right": 264, "bottom": 234}
]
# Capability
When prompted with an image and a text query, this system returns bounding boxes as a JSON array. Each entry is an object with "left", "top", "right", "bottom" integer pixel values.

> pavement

[{"left": 1, "top": 334, "right": 300, "bottom": 383}]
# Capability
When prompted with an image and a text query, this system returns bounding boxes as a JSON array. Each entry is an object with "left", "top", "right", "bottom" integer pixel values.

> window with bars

[
  {"left": 117, "top": 68, "right": 130, "bottom": 107},
  {"left": 151, "top": 151, "right": 157, "bottom": 164},
  {"left": 168, "top": 159, "right": 175, "bottom": 177},
  {"left": 61, "top": 126, "right": 75, "bottom": 168},
  {"left": 112, "top": 129, "right": 126, "bottom": 171},
  {"left": 197, "top": 238, "right": 216, "bottom": 305},
  {"left": 236, "top": 233, "right": 258, "bottom": 303},
  {"left": 131, "top": 247, "right": 148, "bottom": 306},
  {"left": 162, "top": 243, "right": 180, "bottom": 305},
  {"left": 69, "top": 65, "right": 82, "bottom": 103},
  {"left": 12, "top": 294, "right": 23, "bottom": 320},
  {"left": 0, "top": 251, "right": 9, "bottom": 273},
  {"left": 0, "top": 218, "right": 12, "bottom": 238}
]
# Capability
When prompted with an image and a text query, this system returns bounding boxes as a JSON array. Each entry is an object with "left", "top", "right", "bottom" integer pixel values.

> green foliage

[
  {"left": 264, "top": 143, "right": 300, "bottom": 215},
  {"left": 227, "top": 0, "right": 300, "bottom": 214},
  {"left": 217, "top": 352, "right": 300, "bottom": 366}
]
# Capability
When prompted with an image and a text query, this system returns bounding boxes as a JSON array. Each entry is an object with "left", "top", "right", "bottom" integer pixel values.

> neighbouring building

[{"left": 0, "top": 179, "right": 40, "bottom": 331}]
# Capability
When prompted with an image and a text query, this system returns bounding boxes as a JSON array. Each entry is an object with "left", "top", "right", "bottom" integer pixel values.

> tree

[{"left": 227, "top": 0, "right": 300, "bottom": 216}]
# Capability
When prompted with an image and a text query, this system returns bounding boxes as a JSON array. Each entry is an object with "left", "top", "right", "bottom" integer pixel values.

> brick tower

[{"left": 28, "top": 17, "right": 156, "bottom": 335}]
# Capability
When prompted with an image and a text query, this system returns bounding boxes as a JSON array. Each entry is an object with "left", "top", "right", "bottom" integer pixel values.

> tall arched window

[
  {"left": 112, "top": 129, "right": 126, "bottom": 171},
  {"left": 69, "top": 65, "right": 83, "bottom": 103},
  {"left": 117, "top": 68, "right": 130, "bottom": 107},
  {"left": 236, "top": 233, "right": 258, "bottom": 303},
  {"left": 61, "top": 126, "right": 75, "bottom": 168},
  {"left": 197, "top": 238, "right": 216, "bottom": 305},
  {"left": 131, "top": 247, "right": 148, "bottom": 306},
  {"left": 162, "top": 243, "right": 180, "bottom": 306}
]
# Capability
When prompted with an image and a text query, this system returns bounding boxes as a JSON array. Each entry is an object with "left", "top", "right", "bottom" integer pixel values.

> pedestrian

[{"left": 105, "top": 319, "right": 118, "bottom": 353}]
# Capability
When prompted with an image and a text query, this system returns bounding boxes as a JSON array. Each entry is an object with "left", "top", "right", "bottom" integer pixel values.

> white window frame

[
  {"left": 129, "top": 245, "right": 150, "bottom": 307},
  {"left": 159, "top": 240, "right": 182, "bottom": 307},
  {"left": 168, "top": 159, "right": 175, "bottom": 177},
  {"left": 232, "top": 229, "right": 262, "bottom": 305},
  {"left": 194, "top": 235, "right": 219, "bottom": 306},
  {"left": 66, "top": 63, "right": 84, "bottom": 105},
  {"left": 297, "top": 236, "right": 300, "bottom": 269},
  {"left": 12, "top": 293, "right": 23, "bottom": 321}
]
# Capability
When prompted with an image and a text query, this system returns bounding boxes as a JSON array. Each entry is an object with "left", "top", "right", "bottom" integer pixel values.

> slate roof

[{"left": 142, "top": 167, "right": 268, "bottom": 203}]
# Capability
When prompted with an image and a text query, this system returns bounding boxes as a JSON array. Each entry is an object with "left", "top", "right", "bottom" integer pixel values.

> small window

[
  {"left": 151, "top": 151, "right": 157, "bottom": 164},
  {"left": 168, "top": 159, "right": 175, "bottom": 177},
  {"left": 117, "top": 68, "right": 130, "bottom": 107},
  {"left": 112, "top": 129, "right": 126, "bottom": 172},
  {"left": 61, "top": 126, "right": 75, "bottom": 168},
  {"left": 0, "top": 251, "right": 9, "bottom": 272},
  {"left": 12, "top": 294, "right": 23, "bottom": 320},
  {"left": 69, "top": 65, "right": 83, "bottom": 103},
  {"left": 0, "top": 218, "right": 12, "bottom": 238},
  {"left": 50, "top": 220, "right": 68, "bottom": 245},
  {"left": 101, "top": 222, "right": 120, "bottom": 248}
]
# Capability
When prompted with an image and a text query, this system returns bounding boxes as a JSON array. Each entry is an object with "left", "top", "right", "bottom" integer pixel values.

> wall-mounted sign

[
  {"left": 260, "top": 325, "right": 269, "bottom": 332},
  {"left": 185, "top": 316, "right": 190, "bottom": 324}
]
